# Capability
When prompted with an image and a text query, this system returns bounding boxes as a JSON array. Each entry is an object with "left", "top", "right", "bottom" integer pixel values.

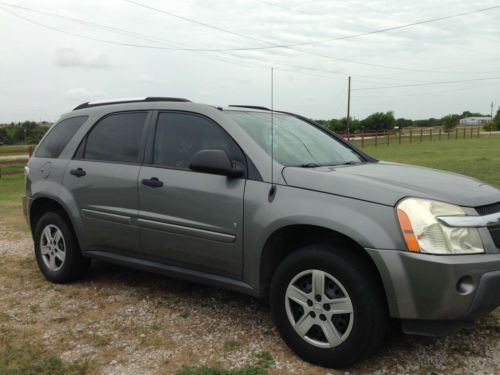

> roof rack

[
  {"left": 228, "top": 105, "right": 270, "bottom": 111},
  {"left": 73, "top": 97, "right": 191, "bottom": 111}
]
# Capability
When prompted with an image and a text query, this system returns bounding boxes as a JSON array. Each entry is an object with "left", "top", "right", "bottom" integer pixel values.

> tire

[
  {"left": 34, "top": 211, "right": 90, "bottom": 283},
  {"left": 270, "top": 244, "right": 388, "bottom": 368}
]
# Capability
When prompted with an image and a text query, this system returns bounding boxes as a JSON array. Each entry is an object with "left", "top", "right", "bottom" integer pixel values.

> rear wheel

[
  {"left": 270, "top": 244, "right": 388, "bottom": 368},
  {"left": 34, "top": 211, "right": 90, "bottom": 283}
]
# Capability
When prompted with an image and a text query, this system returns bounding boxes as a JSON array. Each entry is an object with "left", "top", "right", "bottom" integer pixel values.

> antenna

[{"left": 269, "top": 67, "right": 277, "bottom": 201}]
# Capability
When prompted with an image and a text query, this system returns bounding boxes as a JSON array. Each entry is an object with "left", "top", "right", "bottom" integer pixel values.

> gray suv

[{"left": 23, "top": 97, "right": 500, "bottom": 368}]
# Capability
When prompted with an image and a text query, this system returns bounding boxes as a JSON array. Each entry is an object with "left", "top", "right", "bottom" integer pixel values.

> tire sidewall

[
  {"left": 34, "top": 211, "right": 79, "bottom": 283},
  {"left": 270, "top": 245, "right": 385, "bottom": 367}
]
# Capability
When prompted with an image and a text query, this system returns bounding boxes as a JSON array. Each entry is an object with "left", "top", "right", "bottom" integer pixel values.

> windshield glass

[{"left": 225, "top": 111, "right": 363, "bottom": 166}]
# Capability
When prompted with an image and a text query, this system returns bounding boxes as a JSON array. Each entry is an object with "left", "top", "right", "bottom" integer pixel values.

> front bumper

[{"left": 367, "top": 249, "right": 500, "bottom": 322}]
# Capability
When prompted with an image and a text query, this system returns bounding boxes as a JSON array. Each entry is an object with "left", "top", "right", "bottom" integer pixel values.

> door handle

[
  {"left": 142, "top": 177, "right": 163, "bottom": 188},
  {"left": 70, "top": 168, "right": 86, "bottom": 177}
]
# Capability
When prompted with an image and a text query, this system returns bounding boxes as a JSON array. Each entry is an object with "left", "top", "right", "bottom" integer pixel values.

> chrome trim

[{"left": 437, "top": 212, "right": 500, "bottom": 228}]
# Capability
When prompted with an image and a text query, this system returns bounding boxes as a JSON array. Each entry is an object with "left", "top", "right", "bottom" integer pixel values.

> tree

[
  {"left": 439, "top": 114, "right": 459, "bottom": 131},
  {"left": 359, "top": 111, "right": 395, "bottom": 131}
]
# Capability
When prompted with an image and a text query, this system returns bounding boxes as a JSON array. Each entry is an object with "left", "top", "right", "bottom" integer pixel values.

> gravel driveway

[{"left": 0, "top": 220, "right": 499, "bottom": 374}]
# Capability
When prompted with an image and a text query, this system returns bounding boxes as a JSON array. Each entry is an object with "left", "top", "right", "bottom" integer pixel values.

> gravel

[{"left": 0, "top": 221, "right": 498, "bottom": 374}]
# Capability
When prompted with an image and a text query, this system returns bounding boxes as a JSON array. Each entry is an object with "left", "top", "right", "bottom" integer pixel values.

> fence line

[
  {"left": 0, "top": 146, "right": 33, "bottom": 155},
  {"left": 337, "top": 126, "right": 482, "bottom": 147}
]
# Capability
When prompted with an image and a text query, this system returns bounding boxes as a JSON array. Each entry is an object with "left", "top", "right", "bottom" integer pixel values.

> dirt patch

[{"left": 0, "top": 221, "right": 499, "bottom": 374}]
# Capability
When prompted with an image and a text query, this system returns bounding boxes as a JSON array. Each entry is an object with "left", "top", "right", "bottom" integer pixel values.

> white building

[{"left": 459, "top": 116, "right": 492, "bottom": 125}]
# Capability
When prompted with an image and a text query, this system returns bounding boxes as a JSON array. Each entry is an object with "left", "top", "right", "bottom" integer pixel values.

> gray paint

[{"left": 24, "top": 100, "right": 500, "bottom": 324}]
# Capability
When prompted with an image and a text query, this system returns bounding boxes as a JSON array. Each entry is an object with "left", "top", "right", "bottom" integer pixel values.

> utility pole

[
  {"left": 491, "top": 101, "right": 494, "bottom": 120},
  {"left": 346, "top": 76, "right": 351, "bottom": 135}
]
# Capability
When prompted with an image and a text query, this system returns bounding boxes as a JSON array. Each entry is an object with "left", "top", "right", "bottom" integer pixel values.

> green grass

[
  {"left": 0, "top": 163, "right": 25, "bottom": 172},
  {"left": 0, "top": 144, "right": 33, "bottom": 157},
  {"left": 177, "top": 365, "right": 267, "bottom": 375},
  {"left": 223, "top": 339, "right": 240, "bottom": 351},
  {"left": 177, "top": 351, "right": 273, "bottom": 375},
  {"left": 358, "top": 135, "right": 500, "bottom": 188},
  {"left": 0, "top": 329, "right": 88, "bottom": 375},
  {"left": 0, "top": 173, "right": 28, "bottom": 232},
  {"left": 0, "top": 145, "right": 32, "bottom": 151}
]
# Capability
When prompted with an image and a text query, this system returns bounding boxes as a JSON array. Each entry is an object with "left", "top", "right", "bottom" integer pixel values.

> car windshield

[{"left": 225, "top": 111, "right": 363, "bottom": 167}]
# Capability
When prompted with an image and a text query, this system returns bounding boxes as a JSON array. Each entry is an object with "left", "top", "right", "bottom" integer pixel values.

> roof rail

[
  {"left": 228, "top": 105, "right": 270, "bottom": 111},
  {"left": 73, "top": 97, "right": 191, "bottom": 111}
]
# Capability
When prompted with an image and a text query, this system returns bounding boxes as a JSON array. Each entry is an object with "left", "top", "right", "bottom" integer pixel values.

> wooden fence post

[
  {"left": 387, "top": 131, "right": 390, "bottom": 145},
  {"left": 456, "top": 128, "right": 458, "bottom": 139},
  {"left": 361, "top": 131, "right": 364, "bottom": 148},
  {"left": 398, "top": 130, "right": 402, "bottom": 144},
  {"left": 420, "top": 128, "right": 423, "bottom": 142},
  {"left": 470, "top": 126, "right": 473, "bottom": 138},
  {"left": 29, "top": 146, "right": 33, "bottom": 157},
  {"left": 430, "top": 129, "right": 432, "bottom": 142},
  {"left": 438, "top": 128, "right": 442, "bottom": 141},
  {"left": 478, "top": 126, "right": 480, "bottom": 138},
  {"left": 410, "top": 129, "right": 413, "bottom": 144},
  {"left": 375, "top": 131, "right": 378, "bottom": 147},
  {"left": 463, "top": 127, "right": 466, "bottom": 139}
]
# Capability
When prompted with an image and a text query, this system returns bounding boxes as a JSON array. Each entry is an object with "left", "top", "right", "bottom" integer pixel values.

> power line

[
  {"left": 124, "top": 0, "right": 500, "bottom": 75},
  {"left": 124, "top": 1, "right": 500, "bottom": 50},
  {"left": 0, "top": 3, "right": 437, "bottom": 85},
  {"left": 352, "top": 76, "right": 500, "bottom": 91},
  {"left": 2, "top": 1, "right": 497, "bottom": 76},
  {"left": 0, "top": 4, "right": 347, "bottom": 84}
]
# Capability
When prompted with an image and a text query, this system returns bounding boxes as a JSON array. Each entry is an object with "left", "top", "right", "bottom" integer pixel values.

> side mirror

[{"left": 189, "top": 149, "right": 244, "bottom": 178}]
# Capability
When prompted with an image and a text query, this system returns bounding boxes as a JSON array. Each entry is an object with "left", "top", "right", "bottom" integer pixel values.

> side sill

[{"left": 85, "top": 250, "right": 260, "bottom": 298}]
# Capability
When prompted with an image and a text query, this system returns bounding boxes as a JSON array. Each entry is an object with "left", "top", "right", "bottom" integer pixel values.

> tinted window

[
  {"left": 35, "top": 116, "right": 88, "bottom": 158},
  {"left": 153, "top": 112, "right": 243, "bottom": 169},
  {"left": 84, "top": 112, "right": 147, "bottom": 163}
]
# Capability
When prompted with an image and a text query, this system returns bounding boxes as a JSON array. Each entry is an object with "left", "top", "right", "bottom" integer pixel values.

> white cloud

[
  {"left": 55, "top": 48, "right": 111, "bottom": 69},
  {"left": 0, "top": 0, "right": 499, "bottom": 121}
]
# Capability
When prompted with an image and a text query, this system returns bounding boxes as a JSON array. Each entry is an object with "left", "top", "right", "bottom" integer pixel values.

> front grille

[
  {"left": 476, "top": 202, "right": 500, "bottom": 215},
  {"left": 475, "top": 202, "right": 500, "bottom": 248}
]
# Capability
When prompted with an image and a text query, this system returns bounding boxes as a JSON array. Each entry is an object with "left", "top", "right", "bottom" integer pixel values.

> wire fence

[{"left": 337, "top": 126, "right": 483, "bottom": 148}]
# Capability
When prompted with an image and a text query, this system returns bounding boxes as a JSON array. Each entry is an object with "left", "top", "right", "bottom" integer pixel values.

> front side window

[
  {"left": 225, "top": 111, "right": 363, "bottom": 167},
  {"left": 35, "top": 116, "right": 88, "bottom": 158},
  {"left": 84, "top": 112, "right": 147, "bottom": 163},
  {"left": 153, "top": 112, "right": 243, "bottom": 169}
]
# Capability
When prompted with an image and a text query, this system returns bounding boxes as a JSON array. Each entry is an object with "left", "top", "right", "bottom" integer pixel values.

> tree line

[
  {"left": 0, "top": 121, "right": 51, "bottom": 145},
  {"left": 1, "top": 108, "right": 499, "bottom": 145},
  {"left": 316, "top": 109, "right": 500, "bottom": 133}
]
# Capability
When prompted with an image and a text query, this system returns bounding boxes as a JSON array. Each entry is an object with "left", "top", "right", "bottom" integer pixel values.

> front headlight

[{"left": 396, "top": 198, "right": 484, "bottom": 254}]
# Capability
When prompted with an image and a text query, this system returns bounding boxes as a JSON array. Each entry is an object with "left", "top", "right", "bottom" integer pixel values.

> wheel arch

[
  {"left": 29, "top": 195, "right": 83, "bottom": 249},
  {"left": 258, "top": 224, "right": 388, "bottom": 305}
]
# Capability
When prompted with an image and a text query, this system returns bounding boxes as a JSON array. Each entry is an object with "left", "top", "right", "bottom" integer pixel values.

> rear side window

[
  {"left": 153, "top": 112, "right": 244, "bottom": 169},
  {"left": 84, "top": 112, "right": 148, "bottom": 163},
  {"left": 35, "top": 116, "right": 88, "bottom": 158}
]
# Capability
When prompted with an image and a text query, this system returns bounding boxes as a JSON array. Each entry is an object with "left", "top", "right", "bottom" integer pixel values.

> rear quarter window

[{"left": 35, "top": 116, "right": 88, "bottom": 158}]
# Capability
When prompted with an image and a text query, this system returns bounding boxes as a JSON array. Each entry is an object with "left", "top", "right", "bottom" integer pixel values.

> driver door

[{"left": 137, "top": 111, "right": 246, "bottom": 277}]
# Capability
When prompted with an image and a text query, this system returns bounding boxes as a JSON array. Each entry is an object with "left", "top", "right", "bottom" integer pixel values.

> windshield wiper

[{"left": 299, "top": 163, "right": 322, "bottom": 168}]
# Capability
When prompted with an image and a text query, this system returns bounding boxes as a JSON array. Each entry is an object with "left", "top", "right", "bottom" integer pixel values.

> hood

[{"left": 282, "top": 161, "right": 500, "bottom": 207}]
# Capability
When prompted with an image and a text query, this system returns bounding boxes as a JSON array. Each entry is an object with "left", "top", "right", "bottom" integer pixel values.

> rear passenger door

[
  {"left": 64, "top": 111, "right": 149, "bottom": 256},
  {"left": 138, "top": 111, "right": 246, "bottom": 277}
]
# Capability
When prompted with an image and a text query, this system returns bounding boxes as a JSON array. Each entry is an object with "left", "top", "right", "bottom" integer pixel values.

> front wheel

[{"left": 270, "top": 244, "right": 388, "bottom": 368}]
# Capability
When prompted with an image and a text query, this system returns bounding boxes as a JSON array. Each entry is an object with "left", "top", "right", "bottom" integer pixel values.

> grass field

[
  {"left": 358, "top": 135, "right": 500, "bottom": 188},
  {"left": 0, "top": 144, "right": 33, "bottom": 157}
]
